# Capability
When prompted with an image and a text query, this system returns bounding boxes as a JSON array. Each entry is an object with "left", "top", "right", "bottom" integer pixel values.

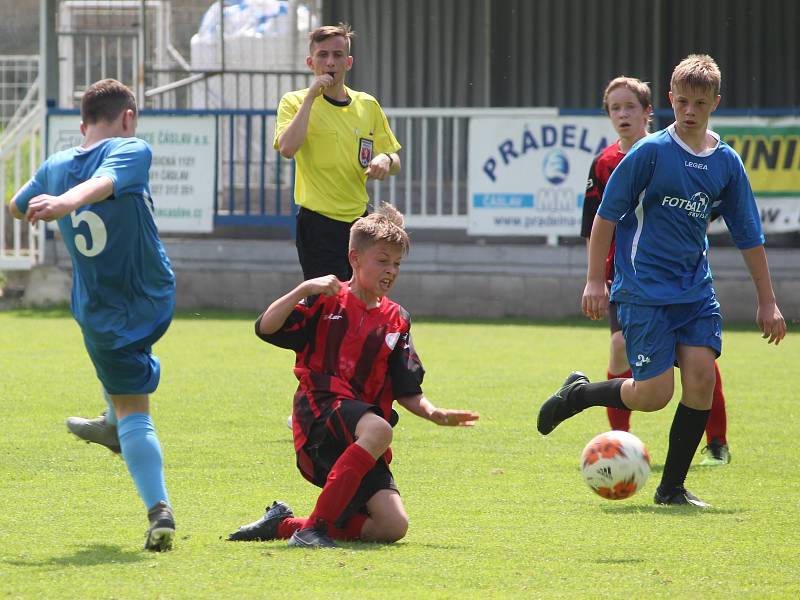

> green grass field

[{"left": 1, "top": 309, "right": 797, "bottom": 599}]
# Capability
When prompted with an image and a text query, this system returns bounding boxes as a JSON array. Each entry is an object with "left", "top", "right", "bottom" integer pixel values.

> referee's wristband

[{"left": 383, "top": 152, "right": 394, "bottom": 168}]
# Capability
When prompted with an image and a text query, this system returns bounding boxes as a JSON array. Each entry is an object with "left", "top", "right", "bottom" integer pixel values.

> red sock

[
  {"left": 705, "top": 362, "right": 727, "bottom": 444},
  {"left": 308, "top": 443, "right": 376, "bottom": 527},
  {"left": 606, "top": 369, "right": 632, "bottom": 431},
  {"left": 328, "top": 513, "right": 369, "bottom": 541},
  {"left": 276, "top": 517, "right": 306, "bottom": 539}
]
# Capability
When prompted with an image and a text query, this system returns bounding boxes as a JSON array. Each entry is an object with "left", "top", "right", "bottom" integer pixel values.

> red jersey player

[
  {"left": 228, "top": 203, "right": 479, "bottom": 547},
  {"left": 581, "top": 76, "right": 730, "bottom": 465}
]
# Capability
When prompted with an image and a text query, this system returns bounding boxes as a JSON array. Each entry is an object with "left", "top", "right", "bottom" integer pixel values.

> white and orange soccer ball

[{"left": 580, "top": 431, "right": 651, "bottom": 500}]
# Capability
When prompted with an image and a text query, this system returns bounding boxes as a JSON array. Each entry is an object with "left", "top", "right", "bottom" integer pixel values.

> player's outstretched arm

[
  {"left": 397, "top": 393, "right": 479, "bottom": 427},
  {"left": 258, "top": 275, "right": 341, "bottom": 335},
  {"left": 583, "top": 215, "right": 616, "bottom": 321},
  {"left": 24, "top": 176, "right": 114, "bottom": 225},
  {"left": 740, "top": 245, "right": 787, "bottom": 345}
]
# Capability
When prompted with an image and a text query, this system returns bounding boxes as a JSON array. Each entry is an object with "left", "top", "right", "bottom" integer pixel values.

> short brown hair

[
  {"left": 602, "top": 76, "right": 652, "bottom": 114},
  {"left": 670, "top": 54, "right": 721, "bottom": 96},
  {"left": 308, "top": 22, "right": 354, "bottom": 53},
  {"left": 350, "top": 202, "right": 410, "bottom": 255},
  {"left": 81, "top": 79, "right": 137, "bottom": 125}
]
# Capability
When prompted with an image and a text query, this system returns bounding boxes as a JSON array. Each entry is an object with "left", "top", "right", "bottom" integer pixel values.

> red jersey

[
  {"left": 257, "top": 286, "right": 424, "bottom": 451},
  {"left": 581, "top": 141, "right": 626, "bottom": 281}
]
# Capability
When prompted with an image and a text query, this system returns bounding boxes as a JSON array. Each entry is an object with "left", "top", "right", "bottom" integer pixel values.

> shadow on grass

[
  {"left": 599, "top": 504, "right": 743, "bottom": 516},
  {"left": 256, "top": 541, "right": 401, "bottom": 553},
  {"left": 593, "top": 558, "right": 645, "bottom": 565},
  {"left": 4, "top": 544, "right": 149, "bottom": 568}
]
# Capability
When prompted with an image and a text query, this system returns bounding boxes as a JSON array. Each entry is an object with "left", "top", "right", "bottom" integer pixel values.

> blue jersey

[
  {"left": 598, "top": 123, "right": 764, "bottom": 306},
  {"left": 15, "top": 137, "right": 175, "bottom": 349}
]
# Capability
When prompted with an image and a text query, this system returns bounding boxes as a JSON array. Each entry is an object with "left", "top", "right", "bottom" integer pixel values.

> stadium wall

[
  {"left": 323, "top": 0, "right": 799, "bottom": 112},
  {"left": 23, "top": 238, "right": 800, "bottom": 325}
]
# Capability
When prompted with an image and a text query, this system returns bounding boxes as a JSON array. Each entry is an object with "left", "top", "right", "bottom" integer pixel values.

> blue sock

[
  {"left": 103, "top": 389, "right": 117, "bottom": 425},
  {"left": 117, "top": 413, "right": 169, "bottom": 510}
]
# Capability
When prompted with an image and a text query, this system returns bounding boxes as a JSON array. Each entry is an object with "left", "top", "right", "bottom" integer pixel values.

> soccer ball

[{"left": 580, "top": 431, "right": 651, "bottom": 500}]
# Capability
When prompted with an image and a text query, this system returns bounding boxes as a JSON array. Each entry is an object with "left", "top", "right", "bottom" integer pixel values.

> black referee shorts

[{"left": 295, "top": 207, "right": 366, "bottom": 281}]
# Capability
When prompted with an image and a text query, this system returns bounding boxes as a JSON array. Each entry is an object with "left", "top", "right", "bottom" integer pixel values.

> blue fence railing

[{"left": 47, "top": 108, "right": 297, "bottom": 233}]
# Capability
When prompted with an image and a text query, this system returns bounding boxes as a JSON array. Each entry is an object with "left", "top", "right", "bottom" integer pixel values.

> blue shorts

[
  {"left": 83, "top": 318, "right": 171, "bottom": 395},
  {"left": 616, "top": 298, "right": 722, "bottom": 381}
]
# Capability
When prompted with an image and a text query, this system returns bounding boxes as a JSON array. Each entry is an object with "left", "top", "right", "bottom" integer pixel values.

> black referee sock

[
  {"left": 568, "top": 378, "right": 627, "bottom": 414},
  {"left": 658, "top": 403, "right": 711, "bottom": 493}
]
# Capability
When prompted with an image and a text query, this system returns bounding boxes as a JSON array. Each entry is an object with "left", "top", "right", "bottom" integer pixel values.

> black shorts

[
  {"left": 608, "top": 301, "right": 622, "bottom": 334},
  {"left": 295, "top": 207, "right": 366, "bottom": 281},
  {"left": 296, "top": 399, "right": 398, "bottom": 528}
]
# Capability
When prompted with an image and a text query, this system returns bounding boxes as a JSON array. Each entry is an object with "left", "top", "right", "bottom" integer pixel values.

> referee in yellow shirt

[{"left": 275, "top": 23, "right": 402, "bottom": 281}]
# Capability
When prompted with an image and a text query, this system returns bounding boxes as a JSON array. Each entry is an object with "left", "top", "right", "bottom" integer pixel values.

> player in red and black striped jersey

[
  {"left": 228, "top": 204, "right": 479, "bottom": 548},
  {"left": 580, "top": 77, "right": 730, "bottom": 465}
]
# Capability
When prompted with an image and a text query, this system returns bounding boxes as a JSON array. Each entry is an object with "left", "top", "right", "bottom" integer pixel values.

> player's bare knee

[
  {"left": 610, "top": 331, "right": 626, "bottom": 357},
  {"left": 375, "top": 515, "right": 408, "bottom": 543},
  {"left": 356, "top": 412, "right": 393, "bottom": 455},
  {"left": 631, "top": 382, "right": 673, "bottom": 411}
]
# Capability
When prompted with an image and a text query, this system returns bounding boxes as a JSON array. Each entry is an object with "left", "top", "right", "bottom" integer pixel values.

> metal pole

[
  {"left": 219, "top": 0, "right": 225, "bottom": 71},
  {"left": 40, "top": 0, "right": 59, "bottom": 109},
  {"left": 138, "top": 0, "right": 147, "bottom": 105}
]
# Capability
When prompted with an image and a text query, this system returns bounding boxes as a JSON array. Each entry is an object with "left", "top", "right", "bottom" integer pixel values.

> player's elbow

[
  {"left": 278, "top": 145, "right": 296, "bottom": 160},
  {"left": 8, "top": 200, "right": 23, "bottom": 220}
]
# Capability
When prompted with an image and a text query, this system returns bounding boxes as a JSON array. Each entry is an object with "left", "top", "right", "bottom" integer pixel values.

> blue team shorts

[
  {"left": 83, "top": 318, "right": 171, "bottom": 395},
  {"left": 615, "top": 298, "right": 722, "bottom": 381}
]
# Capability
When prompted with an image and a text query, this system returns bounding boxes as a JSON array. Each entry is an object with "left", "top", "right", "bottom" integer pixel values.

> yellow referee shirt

[{"left": 274, "top": 86, "right": 401, "bottom": 222}]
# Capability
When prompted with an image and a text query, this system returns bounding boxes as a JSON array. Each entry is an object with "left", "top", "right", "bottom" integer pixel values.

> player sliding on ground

[
  {"left": 537, "top": 55, "right": 786, "bottom": 507},
  {"left": 228, "top": 203, "right": 479, "bottom": 547}
]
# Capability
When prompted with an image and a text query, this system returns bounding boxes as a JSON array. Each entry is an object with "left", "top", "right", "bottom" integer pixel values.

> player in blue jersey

[
  {"left": 537, "top": 55, "right": 786, "bottom": 507},
  {"left": 8, "top": 79, "right": 176, "bottom": 550}
]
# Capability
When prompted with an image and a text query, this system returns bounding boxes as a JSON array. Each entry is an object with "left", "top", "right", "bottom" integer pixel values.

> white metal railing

[
  {"left": 0, "top": 55, "right": 39, "bottom": 130},
  {"left": 373, "top": 107, "right": 557, "bottom": 228},
  {"left": 0, "top": 102, "right": 45, "bottom": 270}
]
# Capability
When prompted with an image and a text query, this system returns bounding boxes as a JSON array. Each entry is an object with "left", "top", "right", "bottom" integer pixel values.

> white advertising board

[
  {"left": 48, "top": 114, "right": 217, "bottom": 233},
  {"left": 468, "top": 116, "right": 617, "bottom": 237}
]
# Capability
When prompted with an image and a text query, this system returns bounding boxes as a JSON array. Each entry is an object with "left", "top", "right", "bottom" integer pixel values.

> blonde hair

[
  {"left": 670, "top": 54, "right": 721, "bottom": 96},
  {"left": 602, "top": 76, "right": 652, "bottom": 114},
  {"left": 349, "top": 203, "right": 410, "bottom": 255},
  {"left": 309, "top": 22, "right": 354, "bottom": 53}
]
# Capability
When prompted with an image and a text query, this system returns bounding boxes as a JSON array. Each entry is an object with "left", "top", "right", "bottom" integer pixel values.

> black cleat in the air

[
  {"left": 654, "top": 486, "right": 711, "bottom": 508},
  {"left": 537, "top": 371, "right": 589, "bottom": 435},
  {"left": 227, "top": 501, "right": 294, "bottom": 542}
]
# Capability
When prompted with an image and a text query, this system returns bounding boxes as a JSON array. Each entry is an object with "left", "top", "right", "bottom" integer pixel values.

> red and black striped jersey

[
  {"left": 581, "top": 141, "right": 626, "bottom": 239},
  {"left": 581, "top": 142, "right": 626, "bottom": 282},
  {"left": 257, "top": 286, "right": 424, "bottom": 450}
]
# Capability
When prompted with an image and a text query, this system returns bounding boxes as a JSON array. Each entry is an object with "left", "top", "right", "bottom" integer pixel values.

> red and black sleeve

[
  {"left": 581, "top": 154, "right": 604, "bottom": 239},
  {"left": 255, "top": 295, "right": 322, "bottom": 352},
  {"left": 388, "top": 330, "right": 425, "bottom": 398}
]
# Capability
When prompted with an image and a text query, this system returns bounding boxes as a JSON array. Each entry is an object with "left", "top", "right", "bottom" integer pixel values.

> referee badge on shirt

[{"left": 358, "top": 138, "right": 374, "bottom": 168}]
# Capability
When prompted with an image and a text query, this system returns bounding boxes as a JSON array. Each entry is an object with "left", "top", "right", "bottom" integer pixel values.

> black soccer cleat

[
  {"left": 699, "top": 438, "right": 731, "bottom": 466},
  {"left": 66, "top": 411, "right": 121, "bottom": 454},
  {"left": 227, "top": 501, "right": 294, "bottom": 542},
  {"left": 537, "top": 371, "right": 589, "bottom": 435},
  {"left": 654, "top": 486, "right": 711, "bottom": 508},
  {"left": 144, "top": 501, "right": 175, "bottom": 551},
  {"left": 287, "top": 523, "right": 336, "bottom": 549}
]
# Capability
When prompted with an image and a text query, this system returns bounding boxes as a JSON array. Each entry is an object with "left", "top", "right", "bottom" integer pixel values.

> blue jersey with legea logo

[
  {"left": 597, "top": 123, "right": 764, "bottom": 306},
  {"left": 14, "top": 137, "right": 175, "bottom": 349}
]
